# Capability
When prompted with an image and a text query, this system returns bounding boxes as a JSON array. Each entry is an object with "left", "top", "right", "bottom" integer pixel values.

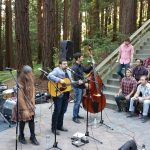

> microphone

[
  {"left": 38, "top": 68, "right": 48, "bottom": 75},
  {"left": 5, "top": 67, "right": 14, "bottom": 71},
  {"left": 67, "top": 67, "right": 75, "bottom": 74}
]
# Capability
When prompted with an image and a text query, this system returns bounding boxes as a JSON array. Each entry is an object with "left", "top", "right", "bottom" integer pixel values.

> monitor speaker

[
  {"left": 60, "top": 40, "right": 74, "bottom": 61},
  {"left": 118, "top": 140, "right": 137, "bottom": 150}
]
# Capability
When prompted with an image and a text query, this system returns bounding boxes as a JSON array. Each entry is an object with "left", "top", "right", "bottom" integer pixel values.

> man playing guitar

[{"left": 47, "top": 59, "right": 72, "bottom": 135}]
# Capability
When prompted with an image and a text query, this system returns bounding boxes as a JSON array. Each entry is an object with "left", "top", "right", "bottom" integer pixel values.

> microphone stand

[
  {"left": 41, "top": 69, "right": 62, "bottom": 150},
  {"left": 7, "top": 70, "right": 19, "bottom": 150}
]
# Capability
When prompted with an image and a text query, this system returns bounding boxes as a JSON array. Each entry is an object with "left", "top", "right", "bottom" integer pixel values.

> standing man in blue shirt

[
  {"left": 72, "top": 53, "right": 93, "bottom": 124},
  {"left": 47, "top": 59, "right": 72, "bottom": 135}
]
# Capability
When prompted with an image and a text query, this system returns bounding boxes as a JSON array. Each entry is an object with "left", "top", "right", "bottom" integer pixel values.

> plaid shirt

[{"left": 121, "top": 77, "right": 137, "bottom": 96}]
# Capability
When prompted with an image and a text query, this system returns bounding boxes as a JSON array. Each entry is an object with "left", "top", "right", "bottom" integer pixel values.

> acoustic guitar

[{"left": 48, "top": 78, "right": 73, "bottom": 97}]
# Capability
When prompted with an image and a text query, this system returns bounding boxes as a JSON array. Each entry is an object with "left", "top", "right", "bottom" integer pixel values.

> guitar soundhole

[{"left": 59, "top": 87, "right": 67, "bottom": 91}]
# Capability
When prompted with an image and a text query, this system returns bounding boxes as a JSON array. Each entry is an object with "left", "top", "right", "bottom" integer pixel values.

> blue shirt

[
  {"left": 47, "top": 67, "right": 72, "bottom": 83},
  {"left": 137, "top": 83, "right": 150, "bottom": 97}
]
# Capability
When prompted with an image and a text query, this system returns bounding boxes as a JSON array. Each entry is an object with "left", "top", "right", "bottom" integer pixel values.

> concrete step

[
  {"left": 107, "top": 78, "right": 120, "bottom": 86},
  {"left": 103, "top": 90, "right": 116, "bottom": 101},
  {"left": 141, "top": 45, "right": 150, "bottom": 49},
  {"left": 106, "top": 99, "right": 117, "bottom": 110},
  {"left": 112, "top": 73, "right": 120, "bottom": 79},
  {"left": 135, "top": 54, "right": 149, "bottom": 60},
  {"left": 136, "top": 49, "right": 150, "bottom": 54},
  {"left": 104, "top": 84, "right": 119, "bottom": 93}
]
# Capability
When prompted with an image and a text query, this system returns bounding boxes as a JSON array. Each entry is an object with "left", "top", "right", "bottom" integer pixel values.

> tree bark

[
  {"left": 119, "top": 0, "right": 137, "bottom": 35},
  {"left": 139, "top": 0, "right": 143, "bottom": 27},
  {"left": 112, "top": 0, "right": 117, "bottom": 41},
  {"left": 92, "top": 0, "right": 100, "bottom": 32},
  {"left": 71, "top": 0, "right": 80, "bottom": 53},
  {"left": 42, "top": 0, "right": 55, "bottom": 71},
  {"left": 37, "top": 0, "right": 43, "bottom": 63},
  {"left": 100, "top": 7, "right": 104, "bottom": 35},
  {"left": 0, "top": 0, "right": 2, "bottom": 70},
  {"left": 63, "top": 0, "right": 69, "bottom": 40},
  {"left": 147, "top": 0, "right": 150, "bottom": 19},
  {"left": 5, "top": 0, "right": 13, "bottom": 68},
  {"left": 15, "top": 0, "right": 32, "bottom": 71}
]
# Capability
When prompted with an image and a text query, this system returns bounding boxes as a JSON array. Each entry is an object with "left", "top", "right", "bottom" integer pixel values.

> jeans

[
  {"left": 73, "top": 87, "right": 84, "bottom": 118},
  {"left": 19, "top": 116, "right": 35, "bottom": 137},
  {"left": 52, "top": 92, "right": 69, "bottom": 130},
  {"left": 129, "top": 97, "right": 150, "bottom": 116},
  {"left": 115, "top": 94, "right": 130, "bottom": 111},
  {"left": 117, "top": 63, "right": 130, "bottom": 78}
]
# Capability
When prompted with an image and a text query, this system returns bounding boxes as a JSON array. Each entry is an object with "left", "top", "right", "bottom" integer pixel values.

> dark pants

[
  {"left": 52, "top": 92, "right": 69, "bottom": 130},
  {"left": 115, "top": 95, "right": 130, "bottom": 111},
  {"left": 19, "top": 116, "right": 35, "bottom": 138},
  {"left": 117, "top": 63, "right": 130, "bottom": 78}
]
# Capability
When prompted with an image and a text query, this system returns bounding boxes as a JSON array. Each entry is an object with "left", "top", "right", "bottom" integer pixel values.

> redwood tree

[
  {"left": 119, "top": 0, "right": 137, "bottom": 35},
  {"left": 15, "top": 0, "right": 32, "bottom": 71},
  {"left": 42, "top": 0, "right": 55, "bottom": 70},
  {"left": 0, "top": 0, "right": 2, "bottom": 70},
  {"left": 71, "top": 0, "right": 80, "bottom": 52},
  {"left": 37, "top": 0, "right": 43, "bottom": 63},
  {"left": 5, "top": 0, "right": 13, "bottom": 68},
  {"left": 63, "top": 0, "right": 69, "bottom": 40}
]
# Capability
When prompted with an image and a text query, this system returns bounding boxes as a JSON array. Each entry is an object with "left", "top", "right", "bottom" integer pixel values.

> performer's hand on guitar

[
  {"left": 59, "top": 79, "right": 65, "bottom": 84},
  {"left": 78, "top": 80, "right": 83, "bottom": 85}
]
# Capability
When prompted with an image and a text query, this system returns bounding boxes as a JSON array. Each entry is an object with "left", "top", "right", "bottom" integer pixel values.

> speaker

[
  {"left": 60, "top": 40, "right": 74, "bottom": 61},
  {"left": 118, "top": 140, "right": 137, "bottom": 150}
]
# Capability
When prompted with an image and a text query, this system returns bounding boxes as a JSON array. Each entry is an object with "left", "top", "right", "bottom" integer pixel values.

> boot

[
  {"left": 19, "top": 135, "right": 27, "bottom": 144},
  {"left": 30, "top": 135, "right": 40, "bottom": 145}
]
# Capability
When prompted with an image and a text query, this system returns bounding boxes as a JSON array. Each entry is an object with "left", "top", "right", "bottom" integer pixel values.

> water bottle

[
  {"left": 93, "top": 118, "right": 97, "bottom": 128},
  {"left": 46, "top": 134, "right": 51, "bottom": 150}
]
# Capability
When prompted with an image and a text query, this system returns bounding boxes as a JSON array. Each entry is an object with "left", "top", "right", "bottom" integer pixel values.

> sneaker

[
  {"left": 77, "top": 115, "right": 84, "bottom": 119},
  {"left": 73, "top": 118, "right": 81, "bottom": 124},
  {"left": 57, "top": 127, "right": 68, "bottom": 132},
  {"left": 127, "top": 112, "right": 136, "bottom": 118},
  {"left": 141, "top": 116, "right": 149, "bottom": 123}
]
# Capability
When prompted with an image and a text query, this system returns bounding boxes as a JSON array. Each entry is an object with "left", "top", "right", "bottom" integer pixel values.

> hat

[{"left": 22, "top": 65, "right": 32, "bottom": 74}]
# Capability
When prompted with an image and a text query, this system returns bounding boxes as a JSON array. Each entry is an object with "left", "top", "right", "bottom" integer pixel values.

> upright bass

[{"left": 82, "top": 46, "right": 106, "bottom": 113}]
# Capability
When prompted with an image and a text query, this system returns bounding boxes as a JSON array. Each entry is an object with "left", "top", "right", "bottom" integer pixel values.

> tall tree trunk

[
  {"left": 147, "top": 0, "right": 150, "bottom": 19},
  {"left": 42, "top": 0, "right": 55, "bottom": 71},
  {"left": 100, "top": 7, "right": 104, "bottom": 35},
  {"left": 5, "top": 0, "right": 13, "bottom": 68},
  {"left": 104, "top": 7, "right": 108, "bottom": 36},
  {"left": 139, "top": 0, "right": 143, "bottom": 27},
  {"left": 63, "top": 0, "right": 69, "bottom": 40},
  {"left": 71, "top": 0, "right": 80, "bottom": 53},
  {"left": 15, "top": 0, "right": 32, "bottom": 71},
  {"left": 112, "top": 0, "right": 117, "bottom": 41},
  {"left": 92, "top": 0, "right": 100, "bottom": 33},
  {"left": 0, "top": 0, "right": 2, "bottom": 70},
  {"left": 119, "top": 0, "right": 137, "bottom": 35},
  {"left": 37, "top": 0, "right": 43, "bottom": 64}
]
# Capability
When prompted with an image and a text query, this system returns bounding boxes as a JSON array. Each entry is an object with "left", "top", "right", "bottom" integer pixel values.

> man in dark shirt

[
  {"left": 115, "top": 68, "right": 137, "bottom": 112},
  {"left": 132, "top": 59, "right": 148, "bottom": 82},
  {"left": 72, "top": 52, "right": 92, "bottom": 123}
]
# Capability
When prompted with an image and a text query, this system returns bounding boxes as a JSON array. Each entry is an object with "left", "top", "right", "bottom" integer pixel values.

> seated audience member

[
  {"left": 127, "top": 76, "right": 150, "bottom": 123},
  {"left": 132, "top": 59, "right": 148, "bottom": 82},
  {"left": 144, "top": 57, "right": 150, "bottom": 68},
  {"left": 147, "top": 64, "right": 150, "bottom": 81},
  {"left": 115, "top": 68, "right": 137, "bottom": 112}
]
